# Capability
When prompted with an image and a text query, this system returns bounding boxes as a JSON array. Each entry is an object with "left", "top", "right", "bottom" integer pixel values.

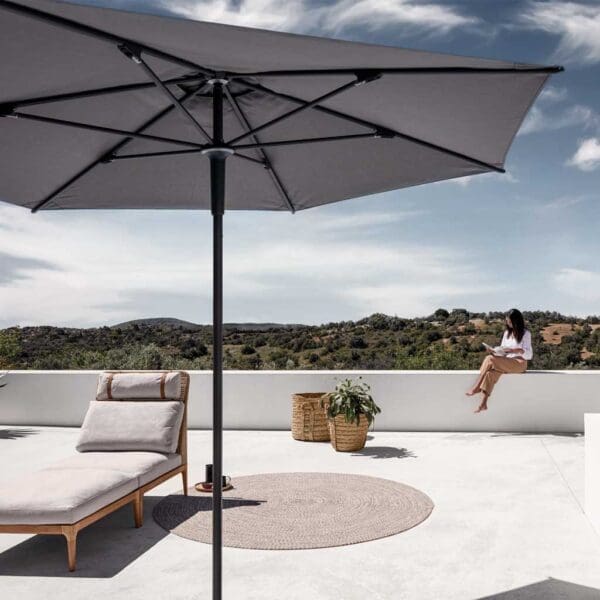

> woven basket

[
  {"left": 328, "top": 414, "right": 370, "bottom": 452},
  {"left": 292, "top": 393, "right": 330, "bottom": 442}
]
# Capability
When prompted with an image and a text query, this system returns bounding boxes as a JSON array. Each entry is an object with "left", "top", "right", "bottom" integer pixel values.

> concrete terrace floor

[{"left": 1, "top": 428, "right": 600, "bottom": 600}]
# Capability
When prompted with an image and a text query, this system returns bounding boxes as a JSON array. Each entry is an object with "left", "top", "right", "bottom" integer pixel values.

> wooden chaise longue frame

[{"left": 0, "top": 370, "right": 189, "bottom": 571}]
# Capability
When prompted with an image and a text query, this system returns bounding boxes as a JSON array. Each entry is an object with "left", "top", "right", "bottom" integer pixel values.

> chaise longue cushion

[
  {"left": 49, "top": 451, "right": 182, "bottom": 486},
  {"left": 0, "top": 468, "right": 137, "bottom": 525},
  {"left": 76, "top": 400, "right": 184, "bottom": 453},
  {"left": 0, "top": 452, "right": 182, "bottom": 525}
]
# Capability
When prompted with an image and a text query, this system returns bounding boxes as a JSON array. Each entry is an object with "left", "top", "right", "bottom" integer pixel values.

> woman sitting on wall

[{"left": 466, "top": 308, "right": 533, "bottom": 413}]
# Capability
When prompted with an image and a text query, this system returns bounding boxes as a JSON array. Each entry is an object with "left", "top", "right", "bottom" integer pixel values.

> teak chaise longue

[{"left": 0, "top": 370, "right": 189, "bottom": 571}]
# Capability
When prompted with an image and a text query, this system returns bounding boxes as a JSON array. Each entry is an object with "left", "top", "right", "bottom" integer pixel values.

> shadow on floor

[
  {"left": 0, "top": 428, "right": 38, "bottom": 440},
  {"left": 352, "top": 446, "right": 416, "bottom": 459},
  {"left": 152, "top": 494, "right": 265, "bottom": 535},
  {"left": 0, "top": 495, "right": 169, "bottom": 578},
  {"left": 491, "top": 432, "right": 583, "bottom": 438},
  {"left": 477, "top": 578, "right": 600, "bottom": 599},
  {"left": 155, "top": 492, "right": 264, "bottom": 518}
]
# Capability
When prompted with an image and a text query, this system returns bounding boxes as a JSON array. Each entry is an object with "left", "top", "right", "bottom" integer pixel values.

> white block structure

[
  {"left": 1, "top": 370, "right": 599, "bottom": 432},
  {"left": 585, "top": 413, "right": 600, "bottom": 535}
]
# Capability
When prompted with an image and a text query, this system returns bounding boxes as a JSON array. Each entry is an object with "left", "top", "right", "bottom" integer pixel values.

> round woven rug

[{"left": 152, "top": 472, "right": 433, "bottom": 550}]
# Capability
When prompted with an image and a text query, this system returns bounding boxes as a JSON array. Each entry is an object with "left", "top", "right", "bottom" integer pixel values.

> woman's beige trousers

[{"left": 479, "top": 355, "right": 527, "bottom": 396}]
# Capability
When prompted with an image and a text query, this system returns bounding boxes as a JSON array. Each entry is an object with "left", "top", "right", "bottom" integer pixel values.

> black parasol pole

[{"left": 204, "top": 77, "right": 232, "bottom": 600}]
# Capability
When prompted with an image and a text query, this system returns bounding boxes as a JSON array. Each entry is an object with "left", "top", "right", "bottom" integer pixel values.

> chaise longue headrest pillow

[
  {"left": 96, "top": 371, "right": 182, "bottom": 400},
  {"left": 76, "top": 372, "right": 184, "bottom": 454}
]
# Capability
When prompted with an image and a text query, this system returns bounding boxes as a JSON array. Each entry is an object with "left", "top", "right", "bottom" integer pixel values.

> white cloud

[
  {"left": 567, "top": 137, "right": 600, "bottom": 171},
  {"left": 160, "top": 0, "right": 306, "bottom": 30},
  {"left": 238, "top": 237, "right": 500, "bottom": 318},
  {"left": 305, "top": 209, "right": 426, "bottom": 231},
  {"left": 516, "top": 79, "right": 599, "bottom": 137},
  {"left": 539, "top": 86, "right": 569, "bottom": 103},
  {"left": 445, "top": 171, "right": 518, "bottom": 187},
  {"left": 541, "top": 194, "right": 592, "bottom": 210},
  {"left": 519, "top": 104, "right": 599, "bottom": 135},
  {"left": 317, "top": 0, "right": 477, "bottom": 35},
  {"left": 162, "top": 0, "right": 477, "bottom": 34},
  {"left": 350, "top": 279, "right": 502, "bottom": 317},
  {"left": 0, "top": 204, "right": 211, "bottom": 327},
  {"left": 522, "top": 1, "right": 600, "bottom": 64},
  {"left": 217, "top": 220, "right": 498, "bottom": 319},
  {"left": 0, "top": 202, "right": 495, "bottom": 326},
  {"left": 554, "top": 268, "right": 600, "bottom": 301}
]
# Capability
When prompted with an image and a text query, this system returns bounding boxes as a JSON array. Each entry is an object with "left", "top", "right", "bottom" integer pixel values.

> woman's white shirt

[{"left": 501, "top": 329, "right": 533, "bottom": 360}]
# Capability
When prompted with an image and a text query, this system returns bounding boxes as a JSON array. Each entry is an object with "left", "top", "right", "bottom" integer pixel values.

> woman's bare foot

[
  {"left": 474, "top": 404, "right": 488, "bottom": 413},
  {"left": 465, "top": 388, "right": 481, "bottom": 397}
]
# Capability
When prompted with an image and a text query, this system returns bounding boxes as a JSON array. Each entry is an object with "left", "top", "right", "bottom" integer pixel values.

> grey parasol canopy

[
  {"left": 0, "top": 0, "right": 560, "bottom": 212},
  {"left": 0, "top": 1, "right": 561, "bottom": 598}
]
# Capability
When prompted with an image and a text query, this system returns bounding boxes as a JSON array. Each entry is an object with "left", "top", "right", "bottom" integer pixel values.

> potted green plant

[{"left": 322, "top": 378, "right": 381, "bottom": 452}]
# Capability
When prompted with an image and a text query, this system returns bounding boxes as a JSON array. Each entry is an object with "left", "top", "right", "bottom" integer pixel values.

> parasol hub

[
  {"left": 207, "top": 76, "right": 229, "bottom": 86},
  {"left": 201, "top": 146, "right": 234, "bottom": 158}
]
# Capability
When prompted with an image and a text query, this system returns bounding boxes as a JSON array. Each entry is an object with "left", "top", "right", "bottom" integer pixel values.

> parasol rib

[
  {"left": 7, "top": 111, "right": 206, "bottom": 149},
  {"left": 3, "top": 75, "right": 205, "bottom": 110},
  {"left": 224, "top": 85, "right": 295, "bottom": 212},
  {"left": 118, "top": 44, "right": 212, "bottom": 144},
  {"left": 233, "top": 78, "right": 505, "bottom": 173},
  {"left": 30, "top": 88, "right": 200, "bottom": 212},
  {"left": 227, "top": 74, "right": 379, "bottom": 145},
  {"left": 226, "top": 65, "right": 564, "bottom": 78}
]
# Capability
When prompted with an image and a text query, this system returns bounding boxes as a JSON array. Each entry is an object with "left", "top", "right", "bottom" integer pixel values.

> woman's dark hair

[{"left": 505, "top": 308, "right": 526, "bottom": 343}]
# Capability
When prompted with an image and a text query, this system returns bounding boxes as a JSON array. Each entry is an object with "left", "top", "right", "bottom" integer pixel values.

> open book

[{"left": 482, "top": 343, "right": 507, "bottom": 357}]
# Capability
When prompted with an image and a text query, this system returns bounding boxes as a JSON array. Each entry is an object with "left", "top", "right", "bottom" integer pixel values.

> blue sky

[{"left": 1, "top": 0, "right": 600, "bottom": 327}]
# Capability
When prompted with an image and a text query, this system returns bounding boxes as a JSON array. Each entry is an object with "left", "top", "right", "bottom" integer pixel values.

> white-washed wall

[
  {"left": 585, "top": 414, "right": 600, "bottom": 534},
  {"left": 1, "top": 370, "right": 599, "bottom": 432}
]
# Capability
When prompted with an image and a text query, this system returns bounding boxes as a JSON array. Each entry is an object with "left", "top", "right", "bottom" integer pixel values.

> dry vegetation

[{"left": 1, "top": 310, "right": 599, "bottom": 370}]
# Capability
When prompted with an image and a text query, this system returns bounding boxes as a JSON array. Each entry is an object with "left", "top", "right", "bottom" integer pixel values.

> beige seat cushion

[
  {"left": 0, "top": 453, "right": 182, "bottom": 525},
  {"left": 0, "top": 468, "right": 137, "bottom": 525},
  {"left": 49, "top": 452, "right": 182, "bottom": 486}
]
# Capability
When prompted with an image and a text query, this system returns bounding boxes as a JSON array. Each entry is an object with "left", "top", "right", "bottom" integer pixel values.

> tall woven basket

[
  {"left": 292, "top": 393, "right": 330, "bottom": 442},
  {"left": 328, "top": 414, "right": 370, "bottom": 452}
]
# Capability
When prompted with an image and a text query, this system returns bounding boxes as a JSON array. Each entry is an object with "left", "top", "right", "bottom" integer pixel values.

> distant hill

[
  {"left": 112, "top": 318, "right": 304, "bottom": 332},
  {"left": 225, "top": 322, "right": 304, "bottom": 331},
  {"left": 1, "top": 310, "right": 599, "bottom": 370},
  {"left": 113, "top": 317, "right": 203, "bottom": 329}
]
